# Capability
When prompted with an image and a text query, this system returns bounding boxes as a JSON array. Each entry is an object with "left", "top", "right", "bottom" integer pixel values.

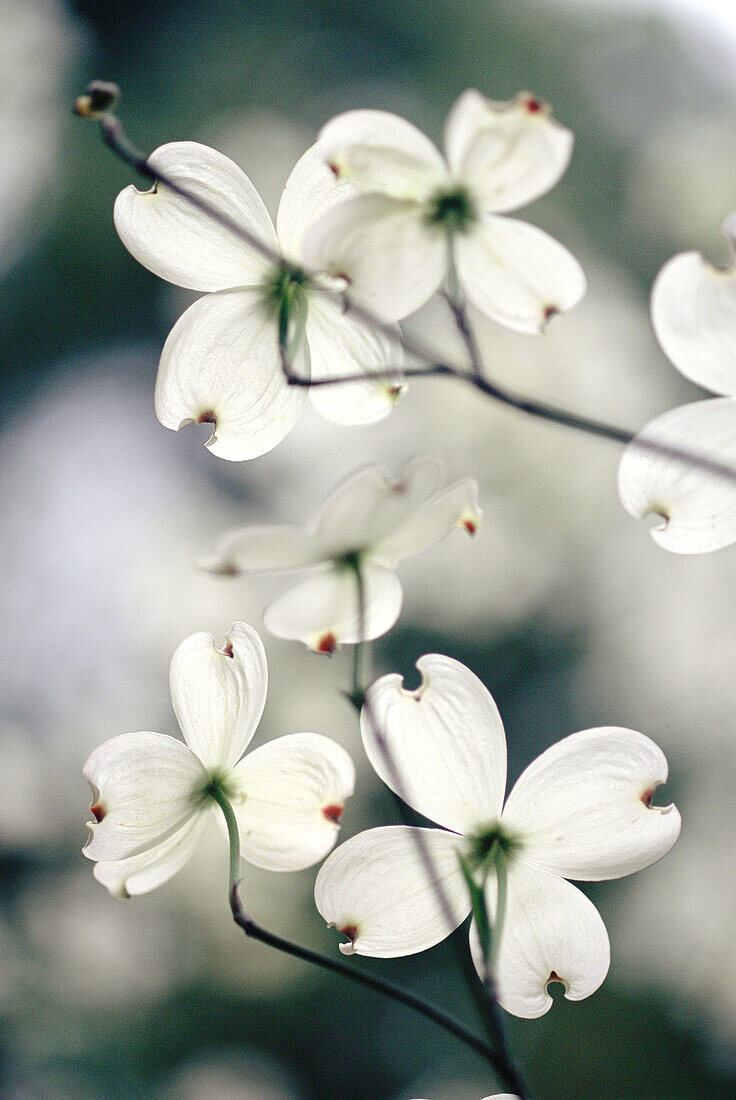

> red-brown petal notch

[
  {"left": 316, "top": 631, "right": 338, "bottom": 655},
  {"left": 90, "top": 803, "right": 106, "bottom": 823},
  {"left": 322, "top": 803, "right": 344, "bottom": 824}
]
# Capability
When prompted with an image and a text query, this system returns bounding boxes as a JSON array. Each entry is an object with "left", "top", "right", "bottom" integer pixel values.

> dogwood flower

[
  {"left": 199, "top": 457, "right": 481, "bottom": 652},
  {"left": 618, "top": 212, "right": 736, "bottom": 552},
  {"left": 302, "top": 89, "right": 586, "bottom": 330},
  {"left": 315, "top": 654, "right": 680, "bottom": 1018},
  {"left": 113, "top": 141, "right": 404, "bottom": 461},
  {"left": 83, "top": 623, "right": 354, "bottom": 897}
]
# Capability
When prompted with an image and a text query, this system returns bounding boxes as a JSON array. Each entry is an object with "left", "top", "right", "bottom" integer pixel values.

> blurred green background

[{"left": 2, "top": 0, "right": 736, "bottom": 1096}]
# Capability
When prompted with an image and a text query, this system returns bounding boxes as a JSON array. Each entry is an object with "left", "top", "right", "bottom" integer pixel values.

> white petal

[
  {"left": 154, "top": 288, "right": 307, "bottom": 461},
  {"left": 170, "top": 623, "right": 268, "bottom": 772},
  {"left": 198, "top": 524, "right": 322, "bottom": 576},
  {"left": 373, "top": 478, "right": 482, "bottom": 564},
  {"left": 502, "top": 727, "right": 680, "bottom": 881},
  {"left": 304, "top": 294, "right": 404, "bottom": 425},
  {"left": 113, "top": 141, "right": 275, "bottom": 291},
  {"left": 276, "top": 143, "right": 356, "bottom": 263},
  {"left": 361, "top": 654, "right": 506, "bottom": 834},
  {"left": 617, "top": 397, "right": 736, "bottom": 554},
  {"left": 318, "top": 109, "right": 446, "bottom": 200},
  {"left": 445, "top": 91, "right": 574, "bottom": 213},
  {"left": 313, "top": 457, "right": 446, "bottom": 557},
  {"left": 92, "top": 812, "right": 210, "bottom": 897},
  {"left": 226, "top": 732, "right": 355, "bottom": 871},
  {"left": 83, "top": 732, "right": 205, "bottom": 862},
  {"left": 651, "top": 239, "right": 736, "bottom": 396},
  {"left": 314, "top": 826, "right": 470, "bottom": 957},
  {"left": 455, "top": 214, "right": 586, "bottom": 333},
  {"left": 263, "top": 562, "right": 403, "bottom": 650},
  {"left": 470, "top": 862, "right": 610, "bottom": 1018},
  {"left": 302, "top": 194, "right": 447, "bottom": 322}
]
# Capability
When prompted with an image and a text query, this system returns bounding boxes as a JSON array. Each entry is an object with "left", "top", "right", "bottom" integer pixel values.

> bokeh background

[{"left": 2, "top": 0, "right": 736, "bottom": 1095}]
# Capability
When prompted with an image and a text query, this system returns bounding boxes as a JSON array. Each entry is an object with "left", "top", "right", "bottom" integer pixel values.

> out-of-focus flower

[
  {"left": 304, "top": 90, "right": 586, "bottom": 329},
  {"left": 161, "top": 1048, "right": 303, "bottom": 1100},
  {"left": 84, "top": 623, "right": 354, "bottom": 896},
  {"left": 619, "top": 214, "right": 736, "bottom": 552},
  {"left": 200, "top": 457, "right": 480, "bottom": 652},
  {"left": 113, "top": 142, "right": 403, "bottom": 460},
  {"left": 315, "top": 654, "right": 680, "bottom": 1018}
]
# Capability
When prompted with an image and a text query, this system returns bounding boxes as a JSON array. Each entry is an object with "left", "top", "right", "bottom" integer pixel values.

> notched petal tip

[
  {"left": 83, "top": 781, "right": 105, "bottom": 846},
  {"left": 517, "top": 91, "right": 550, "bottom": 117},
  {"left": 197, "top": 410, "right": 219, "bottom": 448},
  {"left": 313, "top": 631, "right": 339, "bottom": 655},
  {"left": 337, "top": 923, "right": 359, "bottom": 954},
  {"left": 546, "top": 970, "right": 569, "bottom": 994},
  {"left": 645, "top": 505, "right": 672, "bottom": 543},
  {"left": 458, "top": 511, "right": 481, "bottom": 535},
  {"left": 173, "top": 411, "right": 219, "bottom": 449},
  {"left": 640, "top": 782, "right": 676, "bottom": 814}
]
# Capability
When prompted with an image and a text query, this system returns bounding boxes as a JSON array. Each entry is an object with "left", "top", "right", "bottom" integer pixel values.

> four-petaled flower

[
  {"left": 303, "top": 90, "right": 586, "bottom": 330},
  {"left": 199, "top": 457, "right": 481, "bottom": 653},
  {"left": 315, "top": 654, "right": 680, "bottom": 1018},
  {"left": 83, "top": 623, "right": 354, "bottom": 897},
  {"left": 113, "top": 141, "right": 404, "bottom": 461},
  {"left": 619, "top": 212, "right": 736, "bottom": 553}
]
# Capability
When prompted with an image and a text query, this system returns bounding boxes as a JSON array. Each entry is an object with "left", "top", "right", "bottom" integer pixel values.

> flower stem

[
  {"left": 209, "top": 783, "right": 241, "bottom": 893},
  {"left": 488, "top": 846, "right": 508, "bottom": 978}
]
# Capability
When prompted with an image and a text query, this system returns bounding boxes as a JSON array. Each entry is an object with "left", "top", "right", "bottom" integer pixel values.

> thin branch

[
  {"left": 206, "top": 782, "right": 506, "bottom": 1071},
  {"left": 228, "top": 884, "right": 513, "bottom": 1072}
]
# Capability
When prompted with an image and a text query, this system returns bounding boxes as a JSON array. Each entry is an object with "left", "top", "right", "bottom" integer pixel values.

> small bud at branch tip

[{"left": 74, "top": 81, "right": 120, "bottom": 119}]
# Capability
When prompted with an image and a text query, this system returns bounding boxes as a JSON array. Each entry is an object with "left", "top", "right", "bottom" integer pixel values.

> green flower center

[
  {"left": 201, "top": 773, "right": 235, "bottom": 805},
  {"left": 262, "top": 260, "right": 312, "bottom": 350},
  {"left": 425, "top": 186, "right": 478, "bottom": 234},
  {"left": 334, "top": 549, "right": 363, "bottom": 571},
  {"left": 467, "top": 824, "right": 520, "bottom": 874}
]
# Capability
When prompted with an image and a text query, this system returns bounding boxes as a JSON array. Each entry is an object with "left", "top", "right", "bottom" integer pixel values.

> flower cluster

[{"left": 81, "top": 83, "right": 687, "bottom": 1094}]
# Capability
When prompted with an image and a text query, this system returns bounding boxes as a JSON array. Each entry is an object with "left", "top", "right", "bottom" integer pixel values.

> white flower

[
  {"left": 199, "top": 457, "right": 481, "bottom": 653},
  {"left": 302, "top": 90, "right": 587, "bottom": 330},
  {"left": 618, "top": 212, "right": 736, "bottom": 552},
  {"left": 113, "top": 141, "right": 404, "bottom": 461},
  {"left": 83, "top": 623, "right": 354, "bottom": 897},
  {"left": 315, "top": 654, "right": 680, "bottom": 1018}
]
